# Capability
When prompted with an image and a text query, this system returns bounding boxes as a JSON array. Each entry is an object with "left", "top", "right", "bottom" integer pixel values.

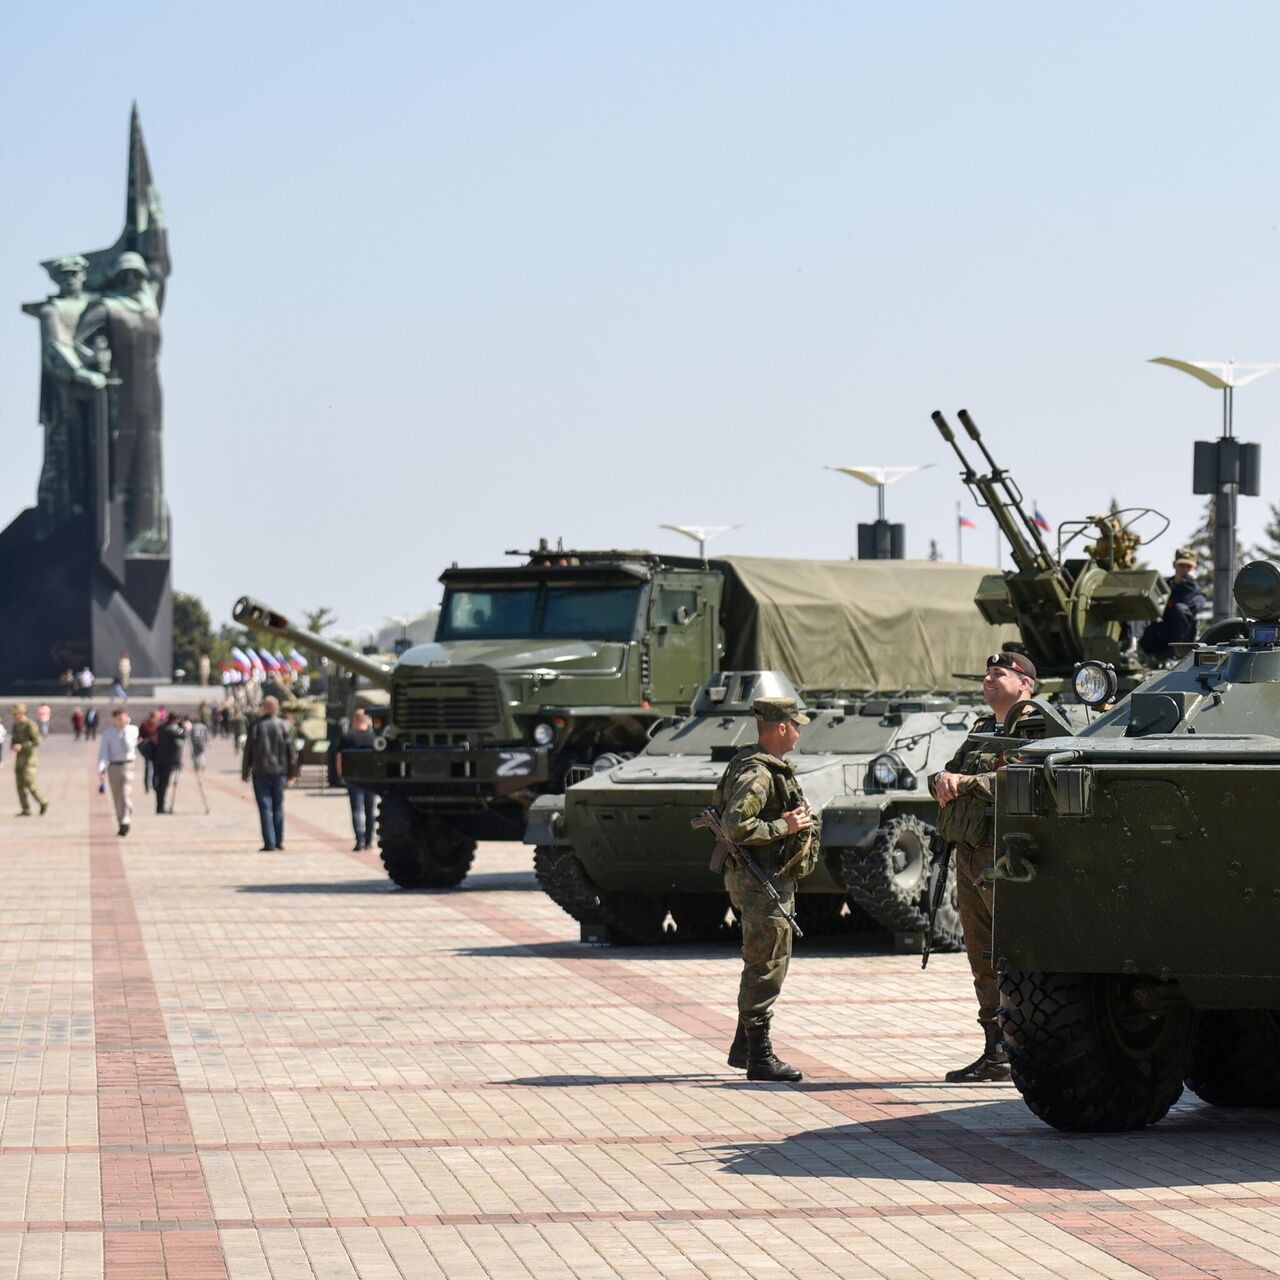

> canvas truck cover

[{"left": 714, "top": 557, "right": 1016, "bottom": 693}]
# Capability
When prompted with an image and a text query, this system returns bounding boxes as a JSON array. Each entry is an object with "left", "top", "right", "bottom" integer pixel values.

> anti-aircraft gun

[
  {"left": 932, "top": 410, "right": 1170, "bottom": 698},
  {"left": 231, "top": 597, "right": 394, "bottom": 781}
]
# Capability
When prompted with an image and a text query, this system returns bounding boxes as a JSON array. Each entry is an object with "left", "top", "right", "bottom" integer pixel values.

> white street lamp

[{"left": 659, "top": 523, "right": 742, "bottom": 561}]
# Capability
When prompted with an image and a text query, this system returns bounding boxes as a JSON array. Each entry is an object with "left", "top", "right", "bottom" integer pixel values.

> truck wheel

[
  {"left": 838, "top": 816, "right": 962, "bottom": 949},
  {"left": 533, "top": 845, "right": 605, "bottom": 926},
  {"left": 377, "top": 796, "right": 476, "bottom": 889},
  {"left": 1000, "top": 971, "right": 1191, "bottom": 1132},
  {"left": 1185, "top": 1010, "right": 1280, "bottom": 1107}
]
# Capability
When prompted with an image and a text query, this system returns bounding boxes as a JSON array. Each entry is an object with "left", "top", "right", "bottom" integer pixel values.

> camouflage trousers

[
  {"left": 955, "top": 843, "right": 997, "bottom": 1029},
  {"left": 725, "top": 860, "right": 794, "bottom": 1028},
  {"left": 14, "top": 763, "right": 46, "bottom": 814}
]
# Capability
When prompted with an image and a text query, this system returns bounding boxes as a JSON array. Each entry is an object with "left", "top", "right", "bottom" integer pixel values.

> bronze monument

[{"left": 0, "top": 106, "right": 173, "bottom": 690}]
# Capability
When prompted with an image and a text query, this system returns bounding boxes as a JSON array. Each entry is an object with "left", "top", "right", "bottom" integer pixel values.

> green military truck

[{"left": 312, "top": 544, "right": 1012, "bottom": 890}]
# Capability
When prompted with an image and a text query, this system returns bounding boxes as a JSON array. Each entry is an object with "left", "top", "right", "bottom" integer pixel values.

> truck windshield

[{"left": 438, "top": 585, "right": 641, "bottom": 641}]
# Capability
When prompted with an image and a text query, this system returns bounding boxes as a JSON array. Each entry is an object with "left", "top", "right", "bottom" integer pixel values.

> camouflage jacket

[
  {"left": 9, "top": 720, "right": 39, "bottom": 760},
  {"left": 928, "top": 713, "right": 1001, "bottom": 849},
  {"left": 712, "top": 746, "right": 820, "bottom": 875}
]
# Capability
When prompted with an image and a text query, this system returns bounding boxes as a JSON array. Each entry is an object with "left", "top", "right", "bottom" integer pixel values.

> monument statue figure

[
  {"left": 75, "top": 250, "right": 167, "bottom": 554},
  {"left": 0, "top": 105, "right": 174, "bottom": 692},
  {"left": 25, "top": 256, "right": 107, "bottom": 536}
]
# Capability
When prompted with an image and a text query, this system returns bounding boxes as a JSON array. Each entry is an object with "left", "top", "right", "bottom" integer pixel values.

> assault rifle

[
  {"left": 920, "top": 830, "right": 954, "bottom": 969},
  {"left": 692, "top": 805, "right": 805, "bottom": 939}
]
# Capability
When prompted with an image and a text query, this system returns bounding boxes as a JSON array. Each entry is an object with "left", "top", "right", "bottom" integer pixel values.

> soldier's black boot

[
  {"left": 727, "top": 1019, "right": 748, "bottom": 1070},
  {"left": 746, "top": 1021, "right": 802, "bottom": 1082},
  {"left": 945, "top": 1022, "right": 1011, "bottom": 1083}
]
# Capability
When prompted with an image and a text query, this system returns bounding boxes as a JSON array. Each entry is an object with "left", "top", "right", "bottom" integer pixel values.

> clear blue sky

[{"left": 3, "top": 2, "right": 1279, "bottom": 639}]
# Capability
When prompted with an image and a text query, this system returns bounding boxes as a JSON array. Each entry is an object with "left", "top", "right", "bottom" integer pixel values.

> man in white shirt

[{"left": 98, "top": 707, "right": 139, "bottom": 836}]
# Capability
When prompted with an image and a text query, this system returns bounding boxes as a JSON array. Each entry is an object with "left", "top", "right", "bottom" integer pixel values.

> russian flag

[
  {"left": 246, "top": 648, "right": 266, "bottom": 672},
  {"left": 230, "top": 647, "right": 252, "bottom": 673},
  {"left": 259, "top": 649, "right": 281, "bottom": 671},
  {"left": 274, "top": 650, "right": 290, "bottom": 670},
  {"left": 289, "top": 648, "right": 307, "bottom": 671},
  {"left": 958, "top": 514, "right": 977, "bottom": 530},
  {"left": 1034, "top": 508, "right": 1051, "bottom": 533}
]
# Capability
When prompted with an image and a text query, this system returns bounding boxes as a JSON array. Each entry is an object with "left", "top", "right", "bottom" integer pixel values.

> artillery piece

[
  {"left": 231, "top": 596, "right": 393, "bottom": 780},
  {"left": 932, "top": 410, "right": 1170, "bottom": 697}
]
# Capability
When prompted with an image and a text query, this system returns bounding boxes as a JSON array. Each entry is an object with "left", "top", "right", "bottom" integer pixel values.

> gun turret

[
  {"left": 232, "top": 596, "right": 394, "bottom": 690},
  {"left": 932, "top": 412, "right": 1169, "bottom": 692}
]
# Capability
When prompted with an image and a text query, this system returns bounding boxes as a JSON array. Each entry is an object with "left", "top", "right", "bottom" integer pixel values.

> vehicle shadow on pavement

[
  {"left": 235, "top": 870, "right": 540, "bottom": 895},
  {"left": 706, "top": 1099, "right": 1280, "bottom": 1191},
  {"left": 454, "top": 937, "right": 898, "bottom": 960},
  {"left": 506, "top": 1073, "right": 727, "bottom": 1087}
]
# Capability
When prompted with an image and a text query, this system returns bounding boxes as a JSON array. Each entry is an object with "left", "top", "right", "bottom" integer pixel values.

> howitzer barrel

[{"left": 232, "top": 596, "right": 394, "bottom": 689}]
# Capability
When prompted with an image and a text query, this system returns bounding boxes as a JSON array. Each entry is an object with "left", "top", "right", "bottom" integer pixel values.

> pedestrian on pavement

[
  {"left": 72, "top": 707, "right": 85, "bottom": 740},
  {"left": 241, "top": 696, "right": 298, "bottom": 851},
  {"left": 0, "top": 718, "right": 7, "bottom": 768},
  {"left": 84, "top": 707, "right": 99, "bottom": 740},
  {"left": 189, "top": 718, "right": 209, "bottom": 771},
  {"left": 117, "top": 653, "right": 131, "bottom": 692},
  {"left": 713, "top": 696, "right": 819, "bottom": 1083},
  {"left": 337, "top": 708, "right": 379, "bottom": 851},
  {"left": 137, "top": 711, "right": 159, "bottom": 792},
  {"left": 77, "top": 665, "right": 95, "bottom": 699},
  {"left": 9, "top": 705, "right": 48, "bottom": 817},
  {"left": 928, "top": 650, "right": 1037, "bottom": 1083},
  {"left": 98, "top": 707, "right": 139, "bottom": 835},
  {"left": 152, "top": 713, "right": 186, "bottom": 814},
  {"left": 36, "top": 704, "right": 51, "bottom": 739}
]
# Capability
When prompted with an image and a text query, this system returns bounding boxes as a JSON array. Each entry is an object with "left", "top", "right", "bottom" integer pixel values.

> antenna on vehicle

[{"left": 659, "top": 524, "right": 742, "bottom": 565}]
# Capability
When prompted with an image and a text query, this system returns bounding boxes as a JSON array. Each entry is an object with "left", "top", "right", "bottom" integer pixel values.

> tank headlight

[
  {"left": 373, "top": 734, "right": 388, "bottom": 752},
  {"left": 1073, "top": 661, "right": 1118, "bottom": 708},
  {"left": 870, "top": 755, "right": 899, "bottom": 788},
  {"left": 532, "top": 722, "right": 555, "bottom": 746}
]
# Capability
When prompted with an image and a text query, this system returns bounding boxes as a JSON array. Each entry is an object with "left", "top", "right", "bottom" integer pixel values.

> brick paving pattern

[{"left": 1, "top": 735, "right": 1279, "bottom": 1276}]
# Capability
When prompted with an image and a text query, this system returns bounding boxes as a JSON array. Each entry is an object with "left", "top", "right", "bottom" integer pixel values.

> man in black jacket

[
  {"left": 152, "top": 712, "right": 186, "bottom": 814},
  {"left": 1140, "top": 548, "right": 1207, "bottom": 661},
  {"left": 241, "top": 696, "right": 299, "bottom": 851}
]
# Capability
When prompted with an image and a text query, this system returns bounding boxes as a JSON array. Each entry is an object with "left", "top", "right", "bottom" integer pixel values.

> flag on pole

[
  {"left": 230, "top": 647, "right": 252, "bottom": 673},
  {"left": 289, "top": 648, "right": 308, "bottom": 671},
  {"left": 1033, "top": 508, "right": 1051, "bottom": 532},
  {"left": 958, "top": 514, "right": 977, "bottom": 530}
]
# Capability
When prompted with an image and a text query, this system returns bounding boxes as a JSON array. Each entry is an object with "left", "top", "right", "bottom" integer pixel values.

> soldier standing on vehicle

[
  {"left": 1139, "top": 547, "right": 1207, "bottom": 661},
  {"left": 714, "top": 696, "right": 818, "bottom": 1083},
  {"left": 9, "top": 705, "right": 48, "bottom": 817},
  {"left": 928, "top": 651, "right": 1036, "bottom": 1083}
]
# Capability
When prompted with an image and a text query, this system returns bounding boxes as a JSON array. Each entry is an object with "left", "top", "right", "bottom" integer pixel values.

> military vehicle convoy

[
  {"left": 988, "top": 560, "right": 1280, "bottom": 1131},
  {"left": 251, "top": 545, "right": 1009, "bottom": 892}
]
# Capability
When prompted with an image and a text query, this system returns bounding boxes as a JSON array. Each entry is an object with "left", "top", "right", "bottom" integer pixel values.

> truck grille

[{"left": 394, "top": 678, "right": 503, "bottom": 733}]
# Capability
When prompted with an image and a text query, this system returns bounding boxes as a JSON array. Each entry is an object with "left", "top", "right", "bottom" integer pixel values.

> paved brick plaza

[{"left": 2, "top": 736, "right": 1280, "bottom": 1277}]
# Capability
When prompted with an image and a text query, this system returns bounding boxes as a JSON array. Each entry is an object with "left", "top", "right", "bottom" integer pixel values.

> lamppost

[
  {"left": 1149, "top": 358, "right": 1273, "bottom": 622},
  {"left": 825, "top": 465, "right": 931, "bottom": 559},
  {"left": 659, "top": 523, "right": 742, "bottom": 563}
]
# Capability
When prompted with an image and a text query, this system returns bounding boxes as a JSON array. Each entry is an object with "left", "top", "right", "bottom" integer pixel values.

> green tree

[
  {"left": 305, "top": 606, "right": 337, "bottom": 633},
  {"left": 173, "top": 592, "right": 218, "bottom": 682},
  {"left": 1253, "top": 502, "right": 1280, "bottom": 562}
]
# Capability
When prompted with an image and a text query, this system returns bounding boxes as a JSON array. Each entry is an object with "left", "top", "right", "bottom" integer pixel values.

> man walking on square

[
  {"left": 242, "top": 696, "right": 298, "bottom": 851},
  {"left": 10, "top": 705, "right": 48, "bottom": 817},
  {"left": 98, "top": 707, "right": 139, "bottom": 835}
]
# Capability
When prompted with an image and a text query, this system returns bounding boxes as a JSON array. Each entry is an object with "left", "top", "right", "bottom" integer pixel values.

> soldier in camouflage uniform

[
  {"left": 714, "top": 696, "right": 819, "bottom": 1082},
  {"left": 928, "top": 651, "right": 1036, "bottom": 1082},
  {"left": 10, "top": 705, "right": 48, "bottom": 817}
]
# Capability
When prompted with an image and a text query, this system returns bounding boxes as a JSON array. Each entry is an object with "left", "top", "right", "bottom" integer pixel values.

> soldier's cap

[
  {"left": 10, "top": 704, "right": 26, "bottom": 715},
  {"left": 752, "top": 696, "right": 810, "bottom": 726},
  {"left": 52, "top": 255, "right": 88, "bottom": 274},
  {"left": 1174, "top": 546, "right": 1198, "bottom": 566},
  {"left": 986, "top": 651, "right": 1037, "bottom": 682},
  {"left": 111, "top": 250, "right": 150, "bottom": 279}
]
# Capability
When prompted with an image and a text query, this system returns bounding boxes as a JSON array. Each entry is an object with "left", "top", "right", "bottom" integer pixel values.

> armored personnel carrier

[
  {"left": 989, "top": 560, "right": 1280, "bottom": 1131},
  {"left": 530, "top": 668, "right": 981, "bottom": 945}
]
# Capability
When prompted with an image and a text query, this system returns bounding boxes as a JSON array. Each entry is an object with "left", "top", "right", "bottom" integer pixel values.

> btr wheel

[
  {"left": 1186, "top": 1010, "right": 1280, "bottom": 1107},
  {"left": 1000, "top": 971, "right": 1191, "bottom": 1132},
  {"left": 377, "top": 796, "right": 476, "bottom": 889},
  {"left": 594, "top": 890, "right": 672, "bottom": 944},
  {"left": 839, "top": 816, "right": 962, "bottom": 950}
]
